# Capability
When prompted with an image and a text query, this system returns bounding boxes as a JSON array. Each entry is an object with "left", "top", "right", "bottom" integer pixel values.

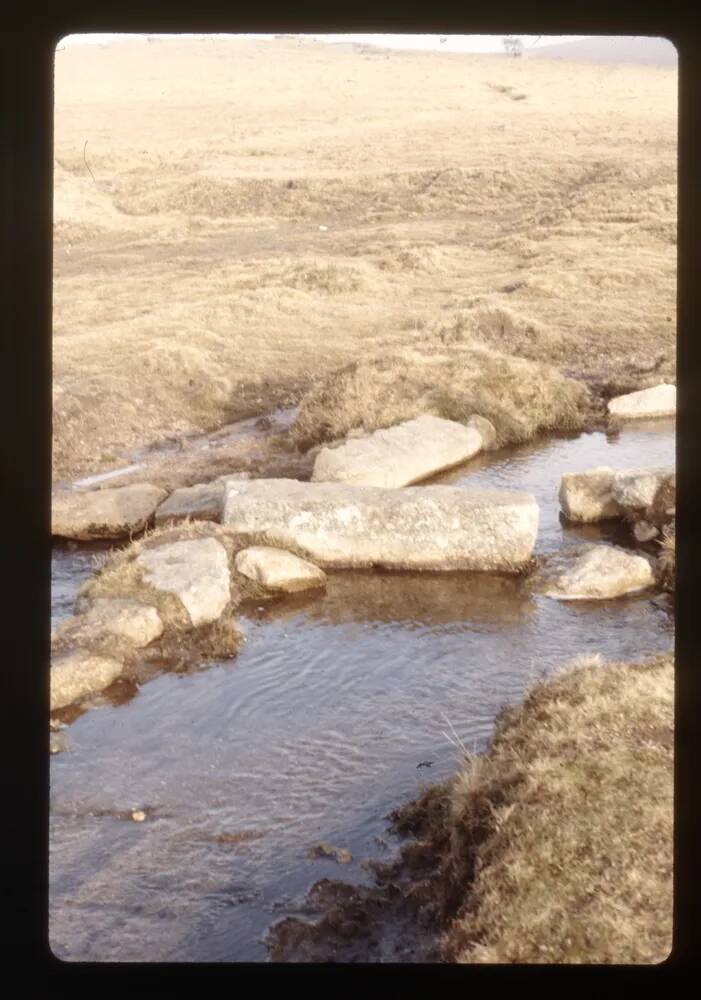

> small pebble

[
  {"left": 131, "top": 809, "right": 147, "bottom": 822},
  {"left": 307, "top": 842, "right": 353, "bottom": 864}
]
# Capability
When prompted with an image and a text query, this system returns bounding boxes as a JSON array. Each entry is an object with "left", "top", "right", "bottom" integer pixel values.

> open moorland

[{"left": 53, "top": 35, "right": 677, "bottom": 481}]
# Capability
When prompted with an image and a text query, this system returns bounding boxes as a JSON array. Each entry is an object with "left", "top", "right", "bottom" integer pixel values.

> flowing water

[{"left": 49, "top": 420, "right": 675, "bottom": 962}]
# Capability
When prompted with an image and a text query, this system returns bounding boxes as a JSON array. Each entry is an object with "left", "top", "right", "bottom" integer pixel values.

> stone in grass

[
  {"left": 607, "top": 383, "right": 676, "bottom": 420},
  {"left": 560, "top": 466, "right": 674, "bottom": 523},
  {"left": 311, "top": 414, "right": 483, "bottom": 488},
  {"left": 136, "top": 537, "right": 231, "bottom": 627},
  {"left": 50, "top": 650, "right": 124, "bottom": 711},
  {"left": 307, "top": 842, "right": 353, "bottom": 864},
  {"left": 77, "top": 598, "right": 164, "bottom": 647},
  {"left": 52, "top": 483, "right": 167, "bottom": 541},
  {"left": 546, "top": 545, "right": 655, "bottom": 601},
  {"left": 235, "top": 546, "right": 327, "bottom": 593}
]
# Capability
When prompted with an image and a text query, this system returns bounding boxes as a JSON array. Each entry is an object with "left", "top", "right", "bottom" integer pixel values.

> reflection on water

[{"left": 49, "top": 420, "right": 674, "bottom": 962}]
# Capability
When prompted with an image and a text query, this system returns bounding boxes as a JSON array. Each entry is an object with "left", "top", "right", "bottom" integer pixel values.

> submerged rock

[
  {"left": 235, "top": 546, "right": 327, "bottom": 593},
  {"left": 546, "top": 545, "right": 655, "bottom": 601},
  {"left": 52, "top": 483, "right": 167, "bottom": 540},
  {"left": 137, "top": 537, "right": 231, "bottom": 627},
  {"left": 223, "top": 478, "right": 538, "bottom": 572},
  {"left": 307, "top": 843, "right": 353, "bottom": 864},
  {"left": 311, "top": 414, "right": 483, "bottom": 488},
  {"left": 155, "top": 481, "right": 225, "bottom": 526},
  {"left": 50, "top": 650, "right": 123, "bottom": 711},
  {"left": 608, "top": 383, "right": 676, "bottom": 420}
]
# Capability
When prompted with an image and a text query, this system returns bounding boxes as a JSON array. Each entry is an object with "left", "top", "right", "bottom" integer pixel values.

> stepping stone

[
  {"left": 51, "top": 650, "right": 123, "bottom": 711},
  {"left": 137, "top": 537, "right": 231, "bottom": 627},
  {"left": 223, "top": 478, "right": 538, "bottom": 573},
  {"left": 52, "top": 483, "right": 167, "bottom": 540},
  {"left": 608, "top": 383, "right": 676, "bottom": 420},
  {"left": 235, "top": 546, "right": 327, "bottom": 593},
  {"left": 559, "top": 466, "right": 674, "bottom": 522},
  {"left": 155, "top": 481, "right": 225, "bottom": 526},
  {"left": 545, "top": 545, "right": 655, "bottom": 600},
  {"left": 611, "top": 468, "right": 674, "bottom": 511},
  {"left": 79, "top": 598, "right": 164, "bottom": 647},
  {"left": 311, "top": 414, "right": 483, "bottom": 488},
  {"left": 559, "top": 467, "right": 622, "bottom": 523}
]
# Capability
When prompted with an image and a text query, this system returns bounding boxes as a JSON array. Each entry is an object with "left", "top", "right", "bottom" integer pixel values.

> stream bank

[{"left": 49, "top": 417, "right": 674, "bottom": 962}]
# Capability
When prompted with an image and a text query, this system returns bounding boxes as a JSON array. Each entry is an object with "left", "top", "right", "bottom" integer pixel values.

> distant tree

[{"left": 502, "top": 36, "right": 524, "bottom": 58}]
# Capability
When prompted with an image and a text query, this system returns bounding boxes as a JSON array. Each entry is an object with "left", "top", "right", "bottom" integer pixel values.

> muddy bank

[{"left": 267, "top": 651, "right": 674, "bottom": 964}]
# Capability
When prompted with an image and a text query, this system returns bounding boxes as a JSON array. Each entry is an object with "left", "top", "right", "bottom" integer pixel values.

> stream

[{"left": 49, "top": 419, "right": 674, "bottom": 962}]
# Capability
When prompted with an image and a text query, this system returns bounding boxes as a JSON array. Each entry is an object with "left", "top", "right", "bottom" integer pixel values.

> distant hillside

[{"left": 526, "top": 35, "right": 678, "bottom": 66}]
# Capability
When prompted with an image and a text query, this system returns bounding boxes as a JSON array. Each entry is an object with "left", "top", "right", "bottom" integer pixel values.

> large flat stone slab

[
  {"left": 235, "top": 546, "right": 327, "bottom": 592},
  {"left": 223, "top": 478, "right": 538, "bottom": 572},
  {"left": 52, "top": 483, "right": 167, "bottom": 540},
  {"left": 546, "top": 545, "right": 654, "bottom": 600},
  {"left": 51, "top": 650, "right": 123, "bottom": 711},
  {"left": 311, "top": 415, "right": 483, "bottom": 488},
  {"left": 137, "top": 537, "right": 231, "bottom": 627},
  {"left": 608, "top": 383, "right": 676, "bottom": 420}
]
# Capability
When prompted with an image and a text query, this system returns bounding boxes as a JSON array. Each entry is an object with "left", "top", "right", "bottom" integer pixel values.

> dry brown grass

[
  {"left": 391, "top": 652, "right": 674, "bottom": 964},
  {"left": 53, "top": 37, "right": 676, "bottom": 482},
  {"left": 292, "top": 342, "right": 593, "bottom": 449},
  {"left": 658, "top": 523, "right": 676, "bottom": 591}
]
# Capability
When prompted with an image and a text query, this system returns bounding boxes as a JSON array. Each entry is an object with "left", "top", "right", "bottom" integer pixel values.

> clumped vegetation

[
  {"left": 657, "top": 524, "right": 676, "bottom": 591},
  {"left": 292, "top": 342, "right": 594, "bottom": 450},
  {"left": 390, "top": 652, "right": 674, "bottom": 964}
]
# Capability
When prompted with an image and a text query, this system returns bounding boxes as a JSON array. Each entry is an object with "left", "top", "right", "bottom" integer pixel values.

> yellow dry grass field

[{"left": 53, "top": 36, "right": 677, "bottom": 481}]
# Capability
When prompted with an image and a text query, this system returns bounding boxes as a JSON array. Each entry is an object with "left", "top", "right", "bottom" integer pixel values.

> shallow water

[{"left": 49, "top": 420, "right": 674, "bottom": 962}]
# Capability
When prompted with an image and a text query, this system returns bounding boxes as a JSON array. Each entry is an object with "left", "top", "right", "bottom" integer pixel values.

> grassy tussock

[
  {"left": 658, "top": 524, "right": 676, "bottom": 591},
  {"left": 292, "top": 343, "right": 593, "bottom": 450},
  {"left": 392, "top": 652, "right": 673, "bottom": 964},
  {"left": 77, "top": 520, "right": 282, "bottom": 620},
  {"left": 75, "top": 522, "right": 247, "bottom": 664}
]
